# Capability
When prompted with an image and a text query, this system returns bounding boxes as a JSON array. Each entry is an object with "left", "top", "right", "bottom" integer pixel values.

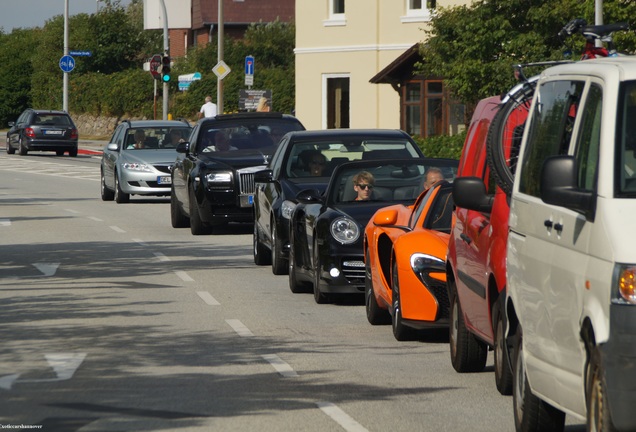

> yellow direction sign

[{"left": 213, "top": 61, "right": 231, "bottom": 80}]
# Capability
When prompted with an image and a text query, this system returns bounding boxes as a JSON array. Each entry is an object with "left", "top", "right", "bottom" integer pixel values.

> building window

[
  {"left": 403, "top": 0, "right": 435, "bottom": 22},
  {"left": 402, "top": 79, "right": 465, "bottom": 138},
  {"left": 324, "top": 0, "right": 346, "bottom": 26},
  {"left": 324, "top": 75, "right": 350, "bottom": 129}
]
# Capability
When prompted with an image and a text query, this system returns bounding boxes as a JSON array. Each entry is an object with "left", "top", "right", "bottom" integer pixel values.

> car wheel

[
  {"left": 513, "top": 325, "right": 565, "bottom": 432},
  {"left": 56, "top": 150, "right": 64, "bottom": 156},
  {"left": 288, "top": 236, "right": 309, "bottom": 294},
  {"left": 587, "top": 345, "right": 617, "bottom": 432},
  {"left": 494, "top": 303, "right": 513, "bottom": 395},
  {"left": 189, "top": 186, "right": 211, "bottom": 235},
  {"left": 271, "top": 220, "right": 288, "bottom": 275},
  {"left": 18, "top": 139, "right": 27, "bottom": 156},
  {"left": 313, "top": 240, "right": 330, "bottom": 304},
  {"left": 114, "top": 173, "right": 130, "bottom": 203},
  {"left": 365, "top": 248, "right": 391, "bottom": 325},
  {"left": 68, "top": 147, "right": 78, "bottom": 157},
  {"left": 170, "top": 185, "right": 189, "bottom": 228},
  {"left": 6, "top": 140, "right": 15, "bottom": 155},
  {"left": 100, "top": 169, "right": 115, "bottom": 201},
  {"left": 392, "top": 260, "right": 417, "bottom": 341},
  {"left": 253, "top": 221, "right": 272, "bottom": 265},
  {"left": 449, "top": 280, "right": 487, "bottom": 372}
]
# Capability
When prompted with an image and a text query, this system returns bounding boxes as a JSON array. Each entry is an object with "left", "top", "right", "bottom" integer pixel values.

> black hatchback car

[
  {"left": 6, "top": 109, "right": 79, "bottom": 156},
  {"left": 170, "top": 112, "right": 305, "bottom": 235},
  {"left": 253, "top": 129, "right": 426, "bottom": 275}
]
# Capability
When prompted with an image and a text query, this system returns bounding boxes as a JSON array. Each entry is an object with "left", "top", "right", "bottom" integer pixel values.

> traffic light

[{"left": 161, "top": 55, "right": 171, "bottom": 83}]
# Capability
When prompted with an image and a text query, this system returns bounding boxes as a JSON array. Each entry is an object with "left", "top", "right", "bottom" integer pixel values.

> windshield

[
  {"left": 124, "top": 127, "right": 191, "bottom": 150},
  {"left": 285, "top": 138, "right": 421, "bottom": 179},
  {"left": 618, "top": 80, "right": 636, "bottom": 195},
  {"left": 196, "top": 119, "right": 304, "bottom": 156},
  {"left": 329, "top": 160, "right": 458, "bottom": 205}
]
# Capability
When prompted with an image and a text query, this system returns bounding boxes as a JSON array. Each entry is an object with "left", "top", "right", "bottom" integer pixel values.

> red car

[{"left": 364, "top": 175, "right": 457, "bottom": 341}]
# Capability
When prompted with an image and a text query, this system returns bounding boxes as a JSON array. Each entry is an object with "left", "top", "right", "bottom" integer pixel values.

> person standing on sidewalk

[{"left": 198, "top": 96, "right": 217, "bottom": 119}]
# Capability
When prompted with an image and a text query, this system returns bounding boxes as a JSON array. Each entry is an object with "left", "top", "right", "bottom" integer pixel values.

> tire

[
  {"left": 114, "top": 173, "right": 130, "bottom": 203},
  {"left": 271, "top": 220, "right": 288, "bottom": 275},
  {"left": 313, "top": 240, "right": 330, "bottom": 304},
  {"left": 513, "top": 325, "right": 565, "bottom": 432},
  {"left": 391, "top": 259, "right": 417, "bottom": 341},
  {"left": 189, "top": 186, "right": 211, "bottom": 235},
  {"left": 486, "top": 82, "right": 535, "bottom": 195},
  {"left": 253, "top": 222, "right": 272, "bottom": 265},
  {"left": 365, "top": 248, "right": 391, "bottom": 325},
  {"left": 288, "top": 235, "right": 309, "bottom": 294},
  {"left": 587, "top": 347, "right": 617, "bottom": 432},
  {"left": 56, "top": 150, "right": 64, "bottom": 156},
  {"left": 68, "top": 147, "right": 78, "bottom": 157},
  {"left": 170, "top": 186, "right": 190, "bottom": 228},
  {"left": 19, "top": 139, "right": 27, "bottom": 156},
  {"left": 100, "top": 169, "right": 115, "bottom": 201},
  {"left": 449, "top": 281, "right": 487, "bottom": 372},
  {"left": 494, "top": 303, "right": 513, "bottom": 395},
  {"left": 6, "top": 140, "right": 15, "bottom": 155}
]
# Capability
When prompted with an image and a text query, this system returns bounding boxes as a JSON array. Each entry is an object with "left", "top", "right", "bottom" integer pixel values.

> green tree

[{"left": 420, "top": 0, "right": 636, "bottom": 106}]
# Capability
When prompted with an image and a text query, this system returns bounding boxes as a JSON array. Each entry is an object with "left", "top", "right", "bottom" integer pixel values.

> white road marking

[
  {"left": 87, "top": 216, "right": 103, "bottom": 222},
  {"left": 262, "top": 354, "right": 298, "bottom": 377},
  {"left": 226, "top": 319, "right": 254, "bottom": 337},
  {"left": 133, "top": 238, "right": 148, "bottom": 246},
  {"left": 0, "top": 219, "right": 10, "bottom": 226},
  {"left": 175, "top": 270, "right": 194, "bottom": 282},
  {"left": 316, "top": 402, "right": 369, "bottom": 432},
  {"left": 0, "top": 353, "right": 87, "bottom": 390},
  {"left": 65, "top": 208, "right": 80, "bottom": 214},
  {"left": 197, "top": 291, "right": 220, "bottom": 306},
  {"left": 33, "top": 263, "right": 60, "bottom": 277},
  {"left": 109, "top": 226, "right": 125, "bottom": 233},
  {"left": 154, "top": 252, "right": 170, "bottom": 262}
]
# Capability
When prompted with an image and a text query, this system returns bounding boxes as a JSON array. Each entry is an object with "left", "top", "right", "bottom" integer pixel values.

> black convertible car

[
  {"left": 253, "top": 129, "right": 425, "bottom": 275},
  {"left": 288, "top": 158, "right": 458, "bottom": 304},
  {"left": 170, "top": 113, "right": 305, "bottom": 235}
]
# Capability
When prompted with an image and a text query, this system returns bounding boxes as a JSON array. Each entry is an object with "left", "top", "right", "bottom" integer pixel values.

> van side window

[
  {"left": 574, "top": 84, "right": 602, "bottom": 191},
  {"left": 519, "top": 80, "right": 585, "bottom": 197},
  {"left": 619, "top": 81, "right": 636, "bottom": 193}
]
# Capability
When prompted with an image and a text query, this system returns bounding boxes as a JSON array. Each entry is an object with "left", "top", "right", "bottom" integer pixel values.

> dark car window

[
  {"left": 424, "top": 187, "right": 455, "bottom": 233},
  {"left": 123, "top": 127, "right": 191, "bottom": 150}
]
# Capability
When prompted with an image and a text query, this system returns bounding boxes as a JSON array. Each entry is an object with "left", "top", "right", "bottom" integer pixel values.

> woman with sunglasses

[{"left": 352, "top": 171, "right": 375, "bottom": 201}]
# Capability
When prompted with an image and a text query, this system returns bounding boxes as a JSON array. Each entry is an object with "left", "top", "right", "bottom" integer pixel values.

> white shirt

[{"left": 200, "top": 101, "right": 217, "bottom": 118}]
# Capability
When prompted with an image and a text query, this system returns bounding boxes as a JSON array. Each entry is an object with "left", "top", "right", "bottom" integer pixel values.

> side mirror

[
  {"left": 373, "top": 208, "right": 398, "bottom": 226},
  {"left": 176, "top": 141, "right": 190, "bottom": 154},
  {"left": 452, "top": 177, "right": 493, "bottom": 213},
  {"left": 8, "top": 121, "right": 14, "bottom": 127},
  {"left": 540, "top": 155, "right": 595, "bottom": 220},
  {"left": 296, "top": 188, "right": 323, "bottom": 204},
  {"left": 106, "top": 143, "right": 119, "bottom": 151},
  {"left": 254, "top": 169, "right": 273, "bottom": 183}
]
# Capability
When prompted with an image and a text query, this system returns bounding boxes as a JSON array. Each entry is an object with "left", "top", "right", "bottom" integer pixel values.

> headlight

[
  {"left": 410, "top": 253, "right": 445, "bottom": 273},
  {"left": 615, "top": 264, "right": 636, "bottom": 305},
  {"left": 122, "top": 162, "right": 152, "bottom": 172},
  {"left": 330, "top": 217, "right": 359, "bottom": 244},
  {"left": 205, "top": 172, "right": 232, "bottom": 183},
  {"left": 281, "top": 200, "right": 297, "bottom": 220}
]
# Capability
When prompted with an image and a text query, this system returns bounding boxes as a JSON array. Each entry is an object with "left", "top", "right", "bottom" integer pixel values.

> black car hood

[
  {"left": 197, "top": 150, "right": 269, "bottom": 169},
  {"left": 331, "top": 201, "right": 392, "bottom": 228}
]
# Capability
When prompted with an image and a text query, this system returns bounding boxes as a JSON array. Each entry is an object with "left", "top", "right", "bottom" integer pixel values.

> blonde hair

[{"left": 256, "top": 97, "right": 270, "bottom": 112}]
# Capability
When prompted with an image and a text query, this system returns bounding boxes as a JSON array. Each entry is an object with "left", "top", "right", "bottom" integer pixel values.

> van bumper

[{"left": 601, "top": 304, "right": 636, "bottom": 431}]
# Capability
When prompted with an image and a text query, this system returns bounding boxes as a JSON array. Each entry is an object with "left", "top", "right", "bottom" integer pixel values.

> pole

[
  {"left": 63, "top": 0, "right": 69, "bottom": 112},
  {"left": 160, "top": 0, "right": 169, "bottom": 120},
  {"left": 595, "top": 0, "right": 603, "bottom": 25},
  {"left": 217, "top": 0, "right": 224, "bottom": 114}
]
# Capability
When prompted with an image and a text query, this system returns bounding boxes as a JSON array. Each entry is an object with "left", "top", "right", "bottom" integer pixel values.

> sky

[{"left": 0, "top": 0, "right": 133, "bottom": 32}]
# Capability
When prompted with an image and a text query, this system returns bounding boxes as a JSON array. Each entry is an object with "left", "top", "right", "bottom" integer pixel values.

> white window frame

[
  {"left": 323, "top": 0, "right": 346, "bottom": 27},
  {"left": 402, "top": 0, "right": 435, "bottom": 23}
]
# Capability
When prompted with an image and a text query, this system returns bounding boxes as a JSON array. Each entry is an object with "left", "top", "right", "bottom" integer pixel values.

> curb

[{"left": 78, "top": 149, "right": 102, "bottom": 155}]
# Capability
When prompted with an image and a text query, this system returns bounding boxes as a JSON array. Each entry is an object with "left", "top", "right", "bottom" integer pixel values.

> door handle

[
  {"left": 544, "top": 220, "right": 553, "bottom": 229},
  {"left": 554, "top": 223, "right": 563, "bottom": 232}
]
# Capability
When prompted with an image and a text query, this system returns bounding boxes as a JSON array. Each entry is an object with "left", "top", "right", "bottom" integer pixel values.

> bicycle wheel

[{"left": 486, "top": 81, "right": 536, "bottom": 195}]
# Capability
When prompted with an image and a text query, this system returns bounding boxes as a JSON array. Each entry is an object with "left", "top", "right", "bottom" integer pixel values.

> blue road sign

[
  {"left": 245, "top": 55, "right": 254, "bottom": 75},
  {"left": 69, "top": 50, "right": 92, "bottom": 57},
  {"left": 59, "top": 55, "right": 75, "bottom": 73}
]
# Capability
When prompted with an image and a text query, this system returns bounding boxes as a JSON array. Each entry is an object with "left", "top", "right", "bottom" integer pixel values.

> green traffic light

[{"left": 162, "top": 74, "right": 171, "bottom": 83}]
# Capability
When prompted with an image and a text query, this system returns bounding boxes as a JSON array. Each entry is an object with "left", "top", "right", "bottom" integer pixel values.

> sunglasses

[{"left": 356, "top": 184, "right": 374, "bottom": 190}]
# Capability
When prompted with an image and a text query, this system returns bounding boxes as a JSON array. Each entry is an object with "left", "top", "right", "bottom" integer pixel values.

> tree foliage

[{"left": 420, "top": 0, "right": 636, "bottom": 106}]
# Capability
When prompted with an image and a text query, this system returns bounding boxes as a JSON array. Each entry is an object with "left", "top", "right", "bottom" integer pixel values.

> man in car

[
  {"left": 212, "top": 131, "right": 237, "bottom": 152},
  {"left": 423, "top": 167, "right": 444, "bottom": 190},
  {"left": 352, "top": 171, "right": 375, "bottom": 201}
]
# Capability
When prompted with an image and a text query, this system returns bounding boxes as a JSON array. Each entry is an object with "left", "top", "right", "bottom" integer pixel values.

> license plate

[
  {"left": 44, "top": 130, "right": 64, "bottom": 135},
  {"left": 157, "top": 176, "right": 171, "bottom": 185}
]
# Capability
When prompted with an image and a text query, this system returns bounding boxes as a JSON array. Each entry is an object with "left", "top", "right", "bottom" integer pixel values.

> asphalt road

[{"left": 0, "top": 150, "right": 586, "bottom": 431}]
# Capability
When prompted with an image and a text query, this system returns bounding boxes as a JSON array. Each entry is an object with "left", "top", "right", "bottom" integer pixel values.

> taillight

[
  {"left": 71, "top": 129, "right": 78, "bottom": 139},
  {"left": 25, "top": 127, "right": 36, "bottom": 138}
]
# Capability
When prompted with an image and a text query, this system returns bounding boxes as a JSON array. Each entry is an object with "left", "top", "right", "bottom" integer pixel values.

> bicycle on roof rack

[{"left": 486, "top": 19, "right": 630, "bottom": 196}]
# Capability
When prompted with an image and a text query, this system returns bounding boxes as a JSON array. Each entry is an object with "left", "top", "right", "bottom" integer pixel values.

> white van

[{"left": 506, "top": 57, "right": 636, "bottom": 432}]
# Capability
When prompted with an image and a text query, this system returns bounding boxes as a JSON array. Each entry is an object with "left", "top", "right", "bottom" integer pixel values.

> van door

[{"left": 509, "top": 79, "right": 598, "bottom": 414}]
